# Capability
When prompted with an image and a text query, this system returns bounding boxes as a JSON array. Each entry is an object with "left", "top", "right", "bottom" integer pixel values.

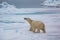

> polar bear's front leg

[
  {"left": 32, "top": 27, "right": 36, "bottom": 32},
  {"left": 29, "top": 26, "right": 33, "bottom": 31}
]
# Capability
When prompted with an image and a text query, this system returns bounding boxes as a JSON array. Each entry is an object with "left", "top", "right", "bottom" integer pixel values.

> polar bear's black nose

[{"left": 24, "top": 18, "right": 27, "bottom": 20}]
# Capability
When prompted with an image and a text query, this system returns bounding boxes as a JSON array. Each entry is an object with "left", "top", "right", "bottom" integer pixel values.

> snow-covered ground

[{"left": 0, "top": 14, "right": 60, "bottom": 40}]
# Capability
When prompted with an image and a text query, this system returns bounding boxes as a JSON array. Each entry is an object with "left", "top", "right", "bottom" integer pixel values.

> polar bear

[{"left": 24, "top": 18, "right": 46, "bottom": 33}]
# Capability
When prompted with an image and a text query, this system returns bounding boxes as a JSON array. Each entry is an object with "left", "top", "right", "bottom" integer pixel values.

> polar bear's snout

[{"left": 24, "top": 18, "right": 27, "bottom": 20}]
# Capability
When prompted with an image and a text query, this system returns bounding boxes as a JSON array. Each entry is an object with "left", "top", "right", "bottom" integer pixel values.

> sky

[{"left": 0, "top": 0, "right": 45, "bottom": 8}]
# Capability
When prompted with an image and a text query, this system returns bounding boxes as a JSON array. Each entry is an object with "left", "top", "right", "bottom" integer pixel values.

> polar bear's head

[
  {"left": 24, "top": 18, "right": 30, "bottom": 20},
  {"left": 24, "top": 18, "right": 32, "bottom": 24}
]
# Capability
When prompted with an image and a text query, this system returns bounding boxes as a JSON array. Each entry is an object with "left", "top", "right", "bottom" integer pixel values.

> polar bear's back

[{"left": 32, "top": 21, "right": 45, "bottom": 29}]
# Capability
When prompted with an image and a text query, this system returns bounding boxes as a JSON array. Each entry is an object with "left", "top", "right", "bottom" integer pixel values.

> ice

[
  {"left": 42, "top": 0, "right": 60, "bottom": 6},
  {"left": 0, "top": 2, "right": 60, "bottom": 15},
  {"left": 0, "top": 14, "right": 60, "bottom": 40}
]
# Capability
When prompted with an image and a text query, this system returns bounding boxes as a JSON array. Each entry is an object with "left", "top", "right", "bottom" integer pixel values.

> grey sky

[{"left": 0, "top": 0, "right": 45, "bottom": 8}]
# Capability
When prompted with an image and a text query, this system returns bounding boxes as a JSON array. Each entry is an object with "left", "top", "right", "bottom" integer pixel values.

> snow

[
  {"left": 43, "top": 0, "right": 60, "bottom": 5},
  {"left": 42, "top": 0, "right": 60, "bottom": 7},
  {"left": 0, "top": 14, "right": 60, "bottom": 40}
]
